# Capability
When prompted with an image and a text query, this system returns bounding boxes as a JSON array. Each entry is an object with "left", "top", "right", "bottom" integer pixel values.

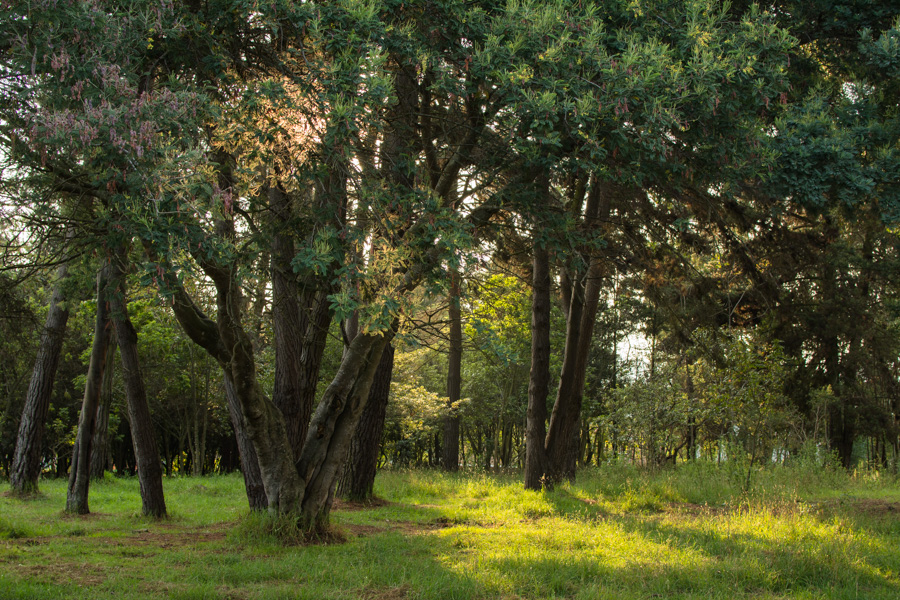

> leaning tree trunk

[
  {"left": 108, "top": 260, "right": 167, "bottom": 518},
  {"left": 442, "top": 272, "right": 462, "bottom": 472},
  {"left": 525, "top": 241, "right": 552, "bottom": 491},
  {"left": 90, "top": 336, "right": 117, "bottom": 480},
  {"left": 224, "top": 376, "right": 268, "bottom": 510},
  {"left": 10, "top": 262, "right": 71, "bottom": 494},
  {"left": 337, "top": 343, "right": 395, "bottom": 501},
  {"left": 66, "top": 264, "right": 113, "bottom": 514},
  {"left": 161, "top": 254, "right": 269, "bottom": 510},
  {"left": 563, "top": 261, "right": 602, "bottom": 475}
]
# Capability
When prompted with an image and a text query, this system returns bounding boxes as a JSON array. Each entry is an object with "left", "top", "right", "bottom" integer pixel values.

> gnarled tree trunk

[
  {"left": 296, "top": 331, "right": 392, "bottom": 531},
  {"left": 224, "top": 376, "right": 268, "bottom": 509},
  {"left": 337, "top": 343, "right": 395, "bottom": 501}
]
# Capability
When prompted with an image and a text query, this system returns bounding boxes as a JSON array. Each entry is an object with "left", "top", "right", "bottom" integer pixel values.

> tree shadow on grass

[{"left": 531, "top": 490, "right": 900, "bottom": 599}]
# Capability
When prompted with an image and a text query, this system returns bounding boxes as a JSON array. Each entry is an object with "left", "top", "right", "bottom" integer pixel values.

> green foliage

[{"left": 383, "top": 348, "right": 452, "bottom": 466}]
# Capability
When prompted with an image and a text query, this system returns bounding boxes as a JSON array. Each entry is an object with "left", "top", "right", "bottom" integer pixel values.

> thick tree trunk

[
  {"left": 269, "top": 184, "right": 309, "bottom": 461},
  {"left": 210, "top": 255, "right": 306, "bottom": 516},
  {"left": 296, "top": 331, "right": 391, "bottom": 532},
  {"left": 337, "top": 343, "right": 395, "bottom": 501},
  {"left": 525, "top": 241, "right": 551, "bottom": 490},
  {"left": 10, "top": 263, "right": 70, "bottom": 494},
  {"left": 442, "top": 272, "right": 462, "bottom": 471},
  {"left": 109, "top": 261, "right": 167, "bottom": 518},
  {"left": 66, "top": 265, "right": 112, "bottom": 514},
  {"left": 90, "top": 337, "right": 117, "bottom": 480}
]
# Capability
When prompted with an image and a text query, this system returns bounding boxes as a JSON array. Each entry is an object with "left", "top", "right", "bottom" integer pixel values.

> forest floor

[{"left": 1, "top": 464, "right": 899, "bottom": 599}]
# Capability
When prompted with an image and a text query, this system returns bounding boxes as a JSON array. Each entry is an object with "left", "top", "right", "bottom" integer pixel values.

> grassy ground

[{"left": 1, "top": 464, "right": 899, "bottom": 599}]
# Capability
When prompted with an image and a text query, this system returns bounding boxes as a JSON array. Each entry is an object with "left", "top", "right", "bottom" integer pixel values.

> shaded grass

[{"left": 0, "top": 465, "right": 898, "bottom": 599}]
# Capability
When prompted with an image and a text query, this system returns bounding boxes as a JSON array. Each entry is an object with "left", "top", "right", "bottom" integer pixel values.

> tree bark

[
  {"left": 525, "top": 241, "right": 551, "bottom": 490},
  {"left": 66, "top": 265, "right": 112, "bottom": 514},
  {"left": 200, "top": 226, "right": 305, "bottom": 515},
  {"left": 269, "top": 183, "right": 309, "bottom": 461},
  {"left": 442, "top": 272, "right": 462, "bottom": 471},
  {"left": 108, "top": 260, "right": 167, "bottom": 518},
  {"left": 90, "top": 336, "right": 117, "bottom": 480},
  {"left": 224, "top": 376, "right": 268, "bottom": 509},
  {"left": 545, "top": 265, "right": 587, "bottom": 482},
  {"left": 296, "top": 331, "right": 392, "bottom": 532},
  {"left": 337, "top": 343, "right": 395, "bottom": 501},
  {"left": 10, "top": 263, "right": 70, "bottom": 494}
]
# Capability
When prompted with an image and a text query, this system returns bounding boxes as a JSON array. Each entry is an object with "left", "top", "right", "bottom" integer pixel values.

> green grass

[{"left": 1, "top": 464, "right": 898, "bottom": 599}]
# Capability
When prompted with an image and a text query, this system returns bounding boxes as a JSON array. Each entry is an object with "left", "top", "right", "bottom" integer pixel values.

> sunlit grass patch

[{"left": 1, "top": 466, "right": 899, "bottom": 599}]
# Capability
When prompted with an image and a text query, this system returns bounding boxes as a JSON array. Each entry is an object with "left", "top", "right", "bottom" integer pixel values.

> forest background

[{"left": 0, "top": 0, "right": 898, "bottom": 534}]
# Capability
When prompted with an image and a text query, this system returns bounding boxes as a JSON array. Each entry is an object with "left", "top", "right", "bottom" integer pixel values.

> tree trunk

[
  {"left": 10, "top": 263, "right": 70, "bottom": 494},
  {"left": 442, "top": 272, "right": 462, "bottom": 471},
  {"left": 544, "top": 179, "right": 607, "bottom": 483},
  {"left": 337, "top": 343, "right": 395, "bottom": 501},
  {"left": 295, "top": 331, "right": 391, "bottom": 532},
  {"left": 90, "top": 336, "right": 117, "bottom": 480},
  {"left": 525, "top": 241, "right": 551, "bottom": 491},
  {"left": 66, "top": 265, "right": 112, "bottom": 514},
  {"left": 161, "top": 254, "right": 268, "bottom": 509},
  {"left": 224, "top": 376, "right": 268, "bottom": 509},
  {"left": 269, "top": 183, "right": 308, "bottom": 461},
  {"left": 545, "top": 266, "right": 586, "bottom": 482},
  {"left": 108, "top": 260, "right": 167, "bottom": 518}
]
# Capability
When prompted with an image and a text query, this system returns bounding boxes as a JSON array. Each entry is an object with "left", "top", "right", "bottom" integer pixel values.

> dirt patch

[
  {"left": 343, "top": 516, "right": 479, "bottom": 538},
  {"left": 0, "top": 490, "right": 45, "bottom": 500},
  {"left": 345, "top": 523, "right": 386, "bottom": 536},
  {"left": 818, "top": 498, "right": 900, "bottom": 518},
  {"left": 15, "top": 561, "right": 106, "bottom": 587},
  {"left": 58, "top": 511, "right": 112, "bottom": 521},
  {"left": 94, "top": 522, "right": 229, "bottom": 550},
  {"left": 360, "top": 584, "right": 410, "bottom": 599},
  {"left": 844, "top": 499, "right": 900, "bottom": 514},
  {"left": 333, "top": 497, "right": 392, "bottom": 511}
]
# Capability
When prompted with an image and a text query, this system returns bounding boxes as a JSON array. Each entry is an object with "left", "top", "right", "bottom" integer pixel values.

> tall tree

[{"left": 108, "top": 257, "right": 166, "bottom": 517}]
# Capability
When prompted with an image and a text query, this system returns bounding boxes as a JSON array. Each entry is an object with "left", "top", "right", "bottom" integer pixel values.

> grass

[{"left": 0, "top": 464, "right": 898, "bottom": 599}]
